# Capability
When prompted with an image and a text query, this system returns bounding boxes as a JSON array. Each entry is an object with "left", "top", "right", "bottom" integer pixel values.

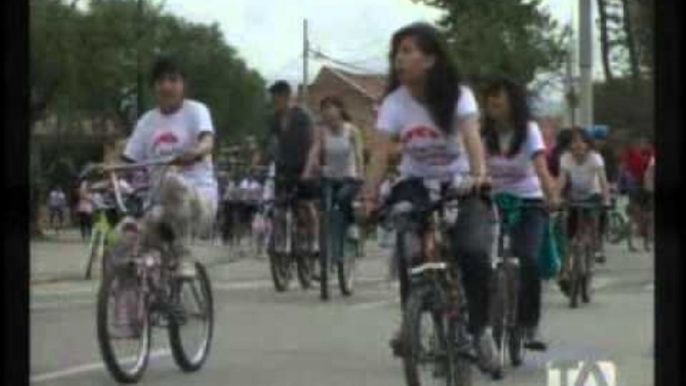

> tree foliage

[
  {"left": 411, "top": 0, "right": 570, "bottom": 86},
  {"left": 30, "top": 0, "right": 268, "bottom": 234},
  {"left": 30, "top": 0, "right": 267, "bottom": 141}
]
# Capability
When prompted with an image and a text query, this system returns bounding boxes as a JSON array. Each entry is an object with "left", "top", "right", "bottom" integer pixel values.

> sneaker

[
  {"left": 390, "top": 329, "right": 406, "bottom": 358},
  {"left": 595, "top": 253, "right": 606, "bottom": 264},
  {"left": 558, "top": 277, "right": 571, "bottom": 297},
  {"left": 523, "top": 327, "right": 548, "bottom": 351},
  {"left": 348, "top": 226, "right": 360, "bottom": 241},
  {"left": 473, "top": 330, "right": 503, "bottom": 379}
]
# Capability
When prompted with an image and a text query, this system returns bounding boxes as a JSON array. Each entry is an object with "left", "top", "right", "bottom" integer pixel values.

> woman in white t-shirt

[
  {"left": 558, "top": 128, "right": 611, "bottom": 266},
  {"left": 482, "top": 77, "right": 561, "bottom": 351},
  {"left": 359, "top": 22, "right": 497, "bottom": 373}
]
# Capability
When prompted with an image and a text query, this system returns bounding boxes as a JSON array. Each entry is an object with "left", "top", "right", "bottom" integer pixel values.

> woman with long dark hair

[
  {"left": 557, "top": 128, "right": 611, "bottom": 271},
  {"left": 360, "top": 22, "right": 498, "bottom": 374},
  {"left": 303, "top": 95, "right": 366, "bottom": 244},
  {"left": 482, "top": 76, "right": 560, "bottom": 350}
]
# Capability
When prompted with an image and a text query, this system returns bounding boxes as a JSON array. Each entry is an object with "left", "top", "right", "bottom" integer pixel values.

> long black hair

[
  {"left": 569, "top": 127, "right": 596, "bottom": 152},
  {"left": 386, "top": 22, "right": 462, "bottom": 135},
  {"left": 482, "top": 77, "right": 532, "bottom": 158}
]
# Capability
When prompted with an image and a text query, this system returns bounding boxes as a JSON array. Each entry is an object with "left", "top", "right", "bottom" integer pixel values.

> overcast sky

[{"left": 162, "top": 0, "right": 600, "bottom": 107}]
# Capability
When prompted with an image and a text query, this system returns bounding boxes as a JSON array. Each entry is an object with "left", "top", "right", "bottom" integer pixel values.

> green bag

[{"left": 538, "top": 216, "right": 562, "bottom": 280}]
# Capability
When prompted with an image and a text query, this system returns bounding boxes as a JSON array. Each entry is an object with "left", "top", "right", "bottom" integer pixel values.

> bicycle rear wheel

[
  {"left": 97, "top": 269, "right": 151, "bottom": 384},
  {"left": 268, "top": 213, "right": 293, "bottom": 292},
  {"left": 168, "top": 262, "right": 214, "bottom": 372},
  {"left": 569, "top": 244, "right": 583, "bottom": 309},
  {"left": 295, "top": 226, "right": 315, "bottom": 290}
]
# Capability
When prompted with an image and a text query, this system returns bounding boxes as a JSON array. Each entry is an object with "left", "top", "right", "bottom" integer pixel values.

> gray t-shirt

[{"left": 322, "top": 123, "right": 358, "bottom": 179}]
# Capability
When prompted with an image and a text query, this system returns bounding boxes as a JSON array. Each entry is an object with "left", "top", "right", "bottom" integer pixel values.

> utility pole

[
  {"left": 578, "top": 0, "right": 594, "bottom": 128},
  {"left": 565, "top": 19, "right": 579, "bottom": 128},
  {"left": 136, "top": 0, "right": 144, "bottom": 122},
  {"left": 302, "top": 19, "right": 309, "bottom": 105}
]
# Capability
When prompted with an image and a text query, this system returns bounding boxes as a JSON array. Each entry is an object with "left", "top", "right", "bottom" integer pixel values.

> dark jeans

[
  {"left": 389, "top": 179, "right": 495, "bottom": 337},
  {"left": 49, "top": 207, "right": 64, "bottom": 228},
  {"left": 567, "top": 194, "right": 603, "bottom": 239},
  {"left": 449, "top": 196, "right": 496, "bottom": 336},
  {"left": 78, "top": 212, "right": 93, "bottom": 241},
  {"left": 509, "top": 203, "right": 548, "bottom": 329},
  {"left": 321, "top": 178, "right": 362, "bottom": 225}
]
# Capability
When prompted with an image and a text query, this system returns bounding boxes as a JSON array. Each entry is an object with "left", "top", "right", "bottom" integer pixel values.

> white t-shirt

[
  {"left": 486, "top": 122, "right": 546, "bottom": 199},
  {"left": 560, "top": 151, "right": 605, "bottom": 200},
  {"left": 124, "top": 99, "right": 218, "bottom": 204},
  {"left": 49, "top": 190, "right": 66, "bottom": 208},
  {"left": 376, "top": 85, "right": 478, "bottom": 181}
]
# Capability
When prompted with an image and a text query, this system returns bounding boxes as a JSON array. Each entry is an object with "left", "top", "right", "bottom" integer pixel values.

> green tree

[
  {"left": 412, "top": 0, "right": 570, "bottom": 86},
  {"left": 29, "top": 0, "right": 268, "bottom": 235}
]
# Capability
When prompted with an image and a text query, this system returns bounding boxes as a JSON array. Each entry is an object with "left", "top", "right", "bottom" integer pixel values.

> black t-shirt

[
  {"left": 262, "top": 106, "right": 314, "bottom": 177},
  {"left": 598, "top": 144, "right": 619, "bottom": 183}
]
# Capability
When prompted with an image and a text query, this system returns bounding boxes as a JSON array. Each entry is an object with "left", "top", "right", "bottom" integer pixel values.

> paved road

[{"left": 30, "top": 237, "right": 654, "bottom": 386}]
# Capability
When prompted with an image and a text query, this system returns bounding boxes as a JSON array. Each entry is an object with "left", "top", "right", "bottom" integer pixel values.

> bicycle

[
  {"left": 83, "top": 182, "right": 145, "bottom": 280},
  {"left": 84, "top": 203, "right": 115, "bottom": 280},
  {"left": 561, "top": 201, "right": 609, "bottom": 308},
  {"left": 368, "top": 180, "right": 491, "bottom": 386},
  {"left": 266, "top": 177, "right": 317, "bottom": 292},
  {"left": 605, "top": 192, "right": 629, "bottom": 245},
  {"left": 489, "top": 196, "right": 554, "bottom": 372},
  {"left": 317, "top": 177, "right": 363, "bottom": 301},
  {"left": 82, "top": 159, "right": 214, "bottom": 384}
]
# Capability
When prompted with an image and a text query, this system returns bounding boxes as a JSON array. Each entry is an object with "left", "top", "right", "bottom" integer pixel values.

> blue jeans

[{"left": 509, "top": 202, "right": 548, "bottom": 328}]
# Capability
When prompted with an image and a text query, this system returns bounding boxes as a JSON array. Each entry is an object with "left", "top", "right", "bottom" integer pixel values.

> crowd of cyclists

[{"left": 67, "top": 21, "right": 654, "bottom": 384}]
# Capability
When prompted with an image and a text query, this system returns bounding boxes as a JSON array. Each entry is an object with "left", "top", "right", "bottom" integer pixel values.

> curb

[{"left": 30, "top": 255, "right": 244, "bottom": 286}]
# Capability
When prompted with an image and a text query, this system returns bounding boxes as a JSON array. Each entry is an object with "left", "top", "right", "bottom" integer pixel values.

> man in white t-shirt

[
  {"left": 122, "top": 56, "right": 218, "bottom": 278},
  {"left": 48, "top": 187, "right": 68, "bottom": 232}
]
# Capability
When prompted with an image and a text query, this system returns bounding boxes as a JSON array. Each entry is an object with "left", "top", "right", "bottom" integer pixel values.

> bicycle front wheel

[
  {"left": 97, "top": 270, "right": 151, "bottom": 384},
  {"left": 85, "top": 229, "right": 104, "bottom": 280},
  {"left": 337, "top": 238, "right": 357, "bottom": 297},
  {"left": 403, "top": 285, "right": 456, "bottom": 386},
  {"left": 606, "top": 211, "right": 627, "bottom": 245},
  {"left": 168, "top": 262, "right": 214, "bottom": 372}
]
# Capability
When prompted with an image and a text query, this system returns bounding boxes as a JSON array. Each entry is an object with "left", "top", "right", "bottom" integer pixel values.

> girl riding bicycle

[
  {"left": 302, "top": 94, "right": 366, "bottom": 239},
  {"left": 557, "top": 128, "right": 611, "bottom": 285},
  {"left": 360, "top": 22, "right": 497, "bottom": 373},
  {"left": 481, "top": 77, "right": 561, "bottom": 351}
]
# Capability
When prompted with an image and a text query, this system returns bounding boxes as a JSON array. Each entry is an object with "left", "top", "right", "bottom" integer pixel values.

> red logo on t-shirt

[
  {"left": 401, "top": 126, "right": 440, "bottom": 143},
  {"left": 154, "top": 131, "right": 179, "bottom": 145}
]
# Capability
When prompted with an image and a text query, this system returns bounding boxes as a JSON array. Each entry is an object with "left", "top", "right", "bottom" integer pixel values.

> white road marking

[
  {"left": 350, "top": 300, "right": 396, "bottom": 310},
  {"left": 30, "top": 349, "right": 170, "bottom": 384},
  {"left": 32, "top": 285, "right": 97, "bottom": 297},
  {"left": 31, "top": 299, "right": 94, "bottom": 311}
]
